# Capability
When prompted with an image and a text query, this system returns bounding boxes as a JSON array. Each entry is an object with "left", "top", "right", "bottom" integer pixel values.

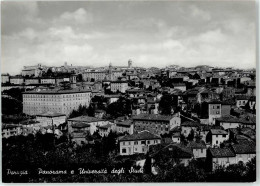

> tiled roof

[
  {"left": 36, "top": 111, "right": 66, "bottom": 117},
  {"left": 119, "top": 130, "right": 161, "bottom": 141},
  {"left": 71, "top": 122, "right": 90, "bottom": 128},
  {"left": 187, "top": 141, "right": 206, "bottom": 149},
  {"left": 116, "top": 120, "right": 133, "bottom": 127},
  {"left": 172, "top": 132, "right": 181, "bottom": 138},
  {"left": 216, "top": 115, "right": 255, "bottom": 125},
  {"left": 132, "top": 114, "right": 175, "bottom": 122},
  {"left": 68, "top": 116, "right": 105, "bottom": 123},
  {"left": 23, "top": 87, "right": 91, "bottom": 94},
  {"left": 231, "top": 142, "right": 256, "bottom": 154},
  {"left": 210, "top": 129, "right": 228, "bottom": 135},
  {"left": 209, "top": 148, "right": 235, "bottom": 158},
  {"left": 98, "top": 124, "right": 112, "bottom": 129},
  {"left": 181, "top": 121, "right": 200, "bottom": 127}
]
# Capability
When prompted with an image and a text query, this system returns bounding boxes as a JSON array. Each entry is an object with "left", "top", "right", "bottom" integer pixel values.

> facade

[
  {"left": 110, "top": 81, "right": 128, "bottom": 93},
  {"left": 172, "top": 132, "right": 181, "bottom": 143},
  {"left": 187, "top": 141, "right": 207, "bottom": 158},
  {"left": 133, "top": 113, "right": 181, "bottom": 135},
  {"left": 10, "top": 76, "right": 24, "bottom": 85},
  {"left": 40, "top": 78, "right": 56, "bottom": 84},
  {"left": 1, "top": 74, "right": 10, "bottom": 84},
  {"left": 83, "top": 71, "right": 107, "bottom": 81},
  {"left": 208, "top": 101, "right": 222, "bottom": 125},
  {"left": 119, "top": 130, "right": 161, "bottom": 155},
  {"left": 207, "top": 129, "right": 229, "bottom": 147},
  {"left": 116, "top": 120, "right": 134, "bottom": 135},
  {"left": 24, "top": 78, "right": 40, "bottom": 85},
  {"left": 23, "top": 88, "right": 91, "bottom": 116},
  {"left": 231, "top": 142, "right": 256, "bottom": 164},
  {"left": 98, "top": 123, "right": 115, "bottom": 137}
]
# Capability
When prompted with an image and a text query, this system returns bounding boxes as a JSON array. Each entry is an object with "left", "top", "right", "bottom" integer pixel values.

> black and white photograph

[{"left": 1, "top": 0, "right": 257, "bottom": 183}]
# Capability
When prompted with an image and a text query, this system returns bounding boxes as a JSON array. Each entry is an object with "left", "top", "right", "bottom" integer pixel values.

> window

[
  {"left": 216, "top": 135, "right": 218, "bottom": 137},
  {"left": 223, "top": 135, "right": 226, "bottom": 137},
  {"left": 217, "top": 106, "right": 220, "bottom": 109},
  {"left": 216, "top": 140, "right": 218, "bottom": 144},
  {"left": 141, "top": 141, "right": 146, "bottom": 145},
  {"left": 122, "top": 148, "right": 126, "bottom": 153},
  {"left": 201, "top": 149, "right": 203, "bottom": 153},
  {"left": 147, "top": 140, "right": 150, "bottom": 145},
  {"left": 123, "top": 142, "right": 125, "bottom": 145},
  {"left": 134, "top": 141, "right": 138, "bottom": 145}
]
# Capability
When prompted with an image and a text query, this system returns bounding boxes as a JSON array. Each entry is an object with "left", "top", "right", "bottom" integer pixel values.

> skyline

[{"left": 1, "top": 1, "right": 257, "bottom": 75}]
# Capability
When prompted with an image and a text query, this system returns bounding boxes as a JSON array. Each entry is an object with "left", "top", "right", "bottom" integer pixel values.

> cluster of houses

[{"left": 2, "top": 63, "right": 256, "bottom": 172}]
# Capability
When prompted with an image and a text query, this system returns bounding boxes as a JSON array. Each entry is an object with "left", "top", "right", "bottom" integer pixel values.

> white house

[
  {"left": 187, "top": 141, "right": 207, "bottom": 158},
  {"left": 118, "top": 130, "right": 161, "bottom": 156},
  {"left": 208, "top": 148, "right": 236, "bottom": 171},
  {"left": 231, "top": 142, "right": 256, "bottom": 164},
  {"left": 207, "top": 129, "right": 229, "bottom": 147}
]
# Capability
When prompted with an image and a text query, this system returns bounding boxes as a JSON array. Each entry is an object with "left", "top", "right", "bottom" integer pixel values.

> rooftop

[
  {"left": 119, "top": 130, "right": 161, "bottom": 142},
  {"left": 210, "top": 129, "right": 228, "bottom": 135},
  {"left": 36, "top": 111, "right": 66, "bottom": 117},
  {"left": 209, "top": 148, "right": 235, "bottom": 158},
  {"left": 68, "top": 116, "right": 105, "bottom": 123},
  {"left": 132, "top": 114, "right": 177, "bottom": 122}
]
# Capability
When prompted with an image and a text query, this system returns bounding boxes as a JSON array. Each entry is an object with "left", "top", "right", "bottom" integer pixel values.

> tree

[
  {"left": 159, "top": 93, "right": 174, "bottom": 115},
  {"left": 187, "top": 129, "right": 194, "bottom": 141}
]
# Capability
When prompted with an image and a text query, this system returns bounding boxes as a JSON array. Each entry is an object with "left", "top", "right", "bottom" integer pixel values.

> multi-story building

[
  {"left": 115, "top": 120, "right": 134, "bottom": 134},
  {"left": 10, "top": 76, "right": 24, "bottom": 85},
  {"left": 207, "top": 129, "right": 229, "bottom": 147},
  {"left": 208, "top": 101, "right": 222, "bottom": 125},
  {"left": 24, "top": 78, "right": 40, "bottom": 85},
  {"left": 133, "top": 113, "right": 181, "bottom": 135},
  {"left": 83, "top": 71, "right": 107, "bottom": 82},
  {"left": 110, "top": 81, "right": 128, "bottom": 93},
  {"left": 21, "top": 64, "right": 44, "bottom": 77},
  {"left": 23, "top": 88, "right": 91, "bottom": 116},
  {"left": 118, "top": 130, "right": 161, "bottom": 155},
  {"left": 40, "top": 78, "right": 56, "bottom": 84},
  {"left": 1, "top": 74, "right": 10, "bottom": 84}
]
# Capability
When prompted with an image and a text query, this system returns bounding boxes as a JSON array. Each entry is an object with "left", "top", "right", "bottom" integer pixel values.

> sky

[{"left": 1, "top": 1, "right": 257, "bottom": 75}]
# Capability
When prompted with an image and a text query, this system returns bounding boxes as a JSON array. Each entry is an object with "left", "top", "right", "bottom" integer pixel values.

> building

[
  {"left": 83, "top": 71, "right": 107, "bottom": 82},
  {"left": 116, "top": 120, "right": 134, "bottom": 135},
  {"left": 24, "top": 78, "right": 40, "bottom": 85},
  {"left": 10, "top": 76, "right": 24, "bottom": 85},
  {"left": 68, "top": 116, "right": 109, "bottom": 135},
  {"left": 216, "top": 114, "right": 255, "bottom": 130},
  {"left": 208, "top": 101, "right": 222, "bottom": 125},
  {"left": 231, "top": 142, "right": 256, "bottom": 164},
  {"left": 172, "top": 132, "right": 181, "bottom": 143},
  {"left": 181, "top": 121, "right": 200, "bottom": 138},
  {"left": 207, "top": 129, "right": 229, "bottom": 147},
  {"left": 207, "top": 148, "right": 236, "bottom": 171},
  {"left": 23, "top": 88, "right": 91, "bottom": 116},
  {"left": 235, "top": 95, "right": 249, "bottom": 108},
  {"left": 187, "top": 141, "right": 207, "bottom": 158},
  {"left": 133, "top": 113, "right": 181, "bottom": 135},
  {"left": 40, "top": 78, "right": 56, "bottom": 84},
  {"left": 118, "top": 130, "right": 161, "bottom": 155},
  {"left": 1, "top": 74, "right": 10, "bottom": 84},
  {"left": 36, "top": 111, "right": 66, "bottom": 127},
  {"left": 110, "top": 81, "right": 129, "bottom": 93},
  {"left": 98, "top": 123, "right": 115, "bottom": 137}
]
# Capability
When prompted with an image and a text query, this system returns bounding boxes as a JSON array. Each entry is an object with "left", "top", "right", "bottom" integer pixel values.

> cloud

[
  {"left": 190, "top": 5, "right": 211, "bottom": 21},
  {"left": 53, "top": 8, "right": 93, "bottom": 26}
]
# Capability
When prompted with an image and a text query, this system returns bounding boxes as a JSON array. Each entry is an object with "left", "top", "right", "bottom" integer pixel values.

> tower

[
  {"left": 70, "top": 74, "right": 77, "bottom": 89},
  {"left": 128, "top": 59, "right": 133, "bottom": 68}
]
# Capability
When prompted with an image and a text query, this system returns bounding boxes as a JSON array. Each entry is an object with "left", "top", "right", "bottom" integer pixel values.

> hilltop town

[{"left": 2, "top": 60, "right": 256, "bottom": 182}]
